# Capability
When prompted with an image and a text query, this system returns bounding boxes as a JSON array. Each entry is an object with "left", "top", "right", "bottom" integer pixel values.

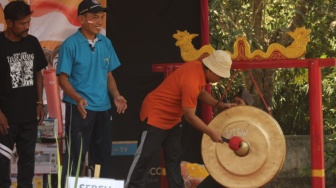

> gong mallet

[{"left": 222, "top": 136, "right": 250, "bottom": 157}]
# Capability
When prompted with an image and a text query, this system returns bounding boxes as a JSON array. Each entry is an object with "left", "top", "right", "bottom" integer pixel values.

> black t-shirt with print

[{"left": 0, "top": 32, "right": 48, "bottom": 124}]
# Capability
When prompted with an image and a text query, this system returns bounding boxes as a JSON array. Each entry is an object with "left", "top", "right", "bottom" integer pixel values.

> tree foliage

[{"left": 208, "top": 0, "right": 336, "bottom": 134}]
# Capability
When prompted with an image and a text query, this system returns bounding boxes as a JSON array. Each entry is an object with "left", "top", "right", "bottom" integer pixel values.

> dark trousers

[
  {"left": 197, "top": 175, "right": 224, "bottom": 188},
  {"left": 61, "top": 103, "right": 112, "bottom": 188},
  {"left": 124, "top": 122, "right": 184, "bottom": 188},
  {"left": 0, "top": 121, "right": 37, "bottom": 188}
]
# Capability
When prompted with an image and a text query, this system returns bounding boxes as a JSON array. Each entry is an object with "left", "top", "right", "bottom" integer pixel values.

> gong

[{"left": 201, "top": 106, "right": 286, "bottom": 188}]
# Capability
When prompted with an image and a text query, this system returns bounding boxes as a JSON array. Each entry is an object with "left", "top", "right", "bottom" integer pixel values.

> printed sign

[
  {"left": 112, "top": 141, "right": 137, "bottom": 156},
  {"left": 67, "top": 177, "right": 124, "bottom": 188}
]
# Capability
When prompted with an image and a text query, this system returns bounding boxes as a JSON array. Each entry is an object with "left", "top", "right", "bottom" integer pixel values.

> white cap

[{"left": 202, "top": 50, "right": 232, "bottom": 78}]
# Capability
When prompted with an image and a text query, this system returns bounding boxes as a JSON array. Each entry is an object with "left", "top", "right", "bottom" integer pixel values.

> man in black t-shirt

[{"left": 0, "top": 1, "right": 48, "bottom": 188}]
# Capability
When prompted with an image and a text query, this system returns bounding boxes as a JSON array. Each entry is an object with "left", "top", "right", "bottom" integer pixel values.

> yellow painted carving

[
  {"left": 173, "top": 27, "right": 311, "bottom": 61},
  {"left": 173, "top": 30, "right": 215, "bottom": 62},
  {"left": 228, "top": 27, "right": 311, "bottom": 60}
]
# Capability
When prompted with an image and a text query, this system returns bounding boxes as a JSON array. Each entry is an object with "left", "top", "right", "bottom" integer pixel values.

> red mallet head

[{"left": 229, "top": 136, "right": 242, "bottom": 151}]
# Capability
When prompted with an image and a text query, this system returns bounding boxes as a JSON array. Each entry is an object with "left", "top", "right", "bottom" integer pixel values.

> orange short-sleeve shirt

[{"left": 140, "top": 61, "right": 206, "bottom": 129}]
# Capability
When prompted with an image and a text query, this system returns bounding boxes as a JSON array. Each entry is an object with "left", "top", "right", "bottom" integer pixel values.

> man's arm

[
  {"left": 198, "top": 90, "right": 236, "bottom": 110},
  {"left": 107, "top": 72, "right": 127, "bottom": 114},
  {"left": 58, "top": 73, "right": 88, "bottom": 119},
  {"left": 36, "top": 70, "right": 45, "bottom": 124},
  {"left": 0, "top": 110, "right": 8, "bottom": 135},
  {"left": 198, "top": 90, "right": 218, "bottom": 106},
  {"left": 182, "top": 107, "right": 223, "bottom": 143},
  {"left": 107, "top": 72, "right": 120, "bottom": 98}
]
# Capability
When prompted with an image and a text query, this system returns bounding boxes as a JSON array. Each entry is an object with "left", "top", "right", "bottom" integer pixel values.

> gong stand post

[{"left": 309, "top": 60, "right": 325, "bottom": 187}]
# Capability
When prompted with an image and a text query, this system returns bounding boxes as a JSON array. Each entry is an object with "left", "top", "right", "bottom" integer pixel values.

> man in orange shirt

[{"left": 124, "top": 50, "right": 235, "bottom": 188}]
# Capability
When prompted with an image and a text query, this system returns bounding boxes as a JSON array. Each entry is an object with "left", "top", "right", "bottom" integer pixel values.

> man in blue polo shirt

[{"left": 56, "top": 0, "right": 127, "bottom": 186}]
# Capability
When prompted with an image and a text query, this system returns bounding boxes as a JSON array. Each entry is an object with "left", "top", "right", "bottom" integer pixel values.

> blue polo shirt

[{"left": 56, "top": 29, "right": 120, "bottom": 111}]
